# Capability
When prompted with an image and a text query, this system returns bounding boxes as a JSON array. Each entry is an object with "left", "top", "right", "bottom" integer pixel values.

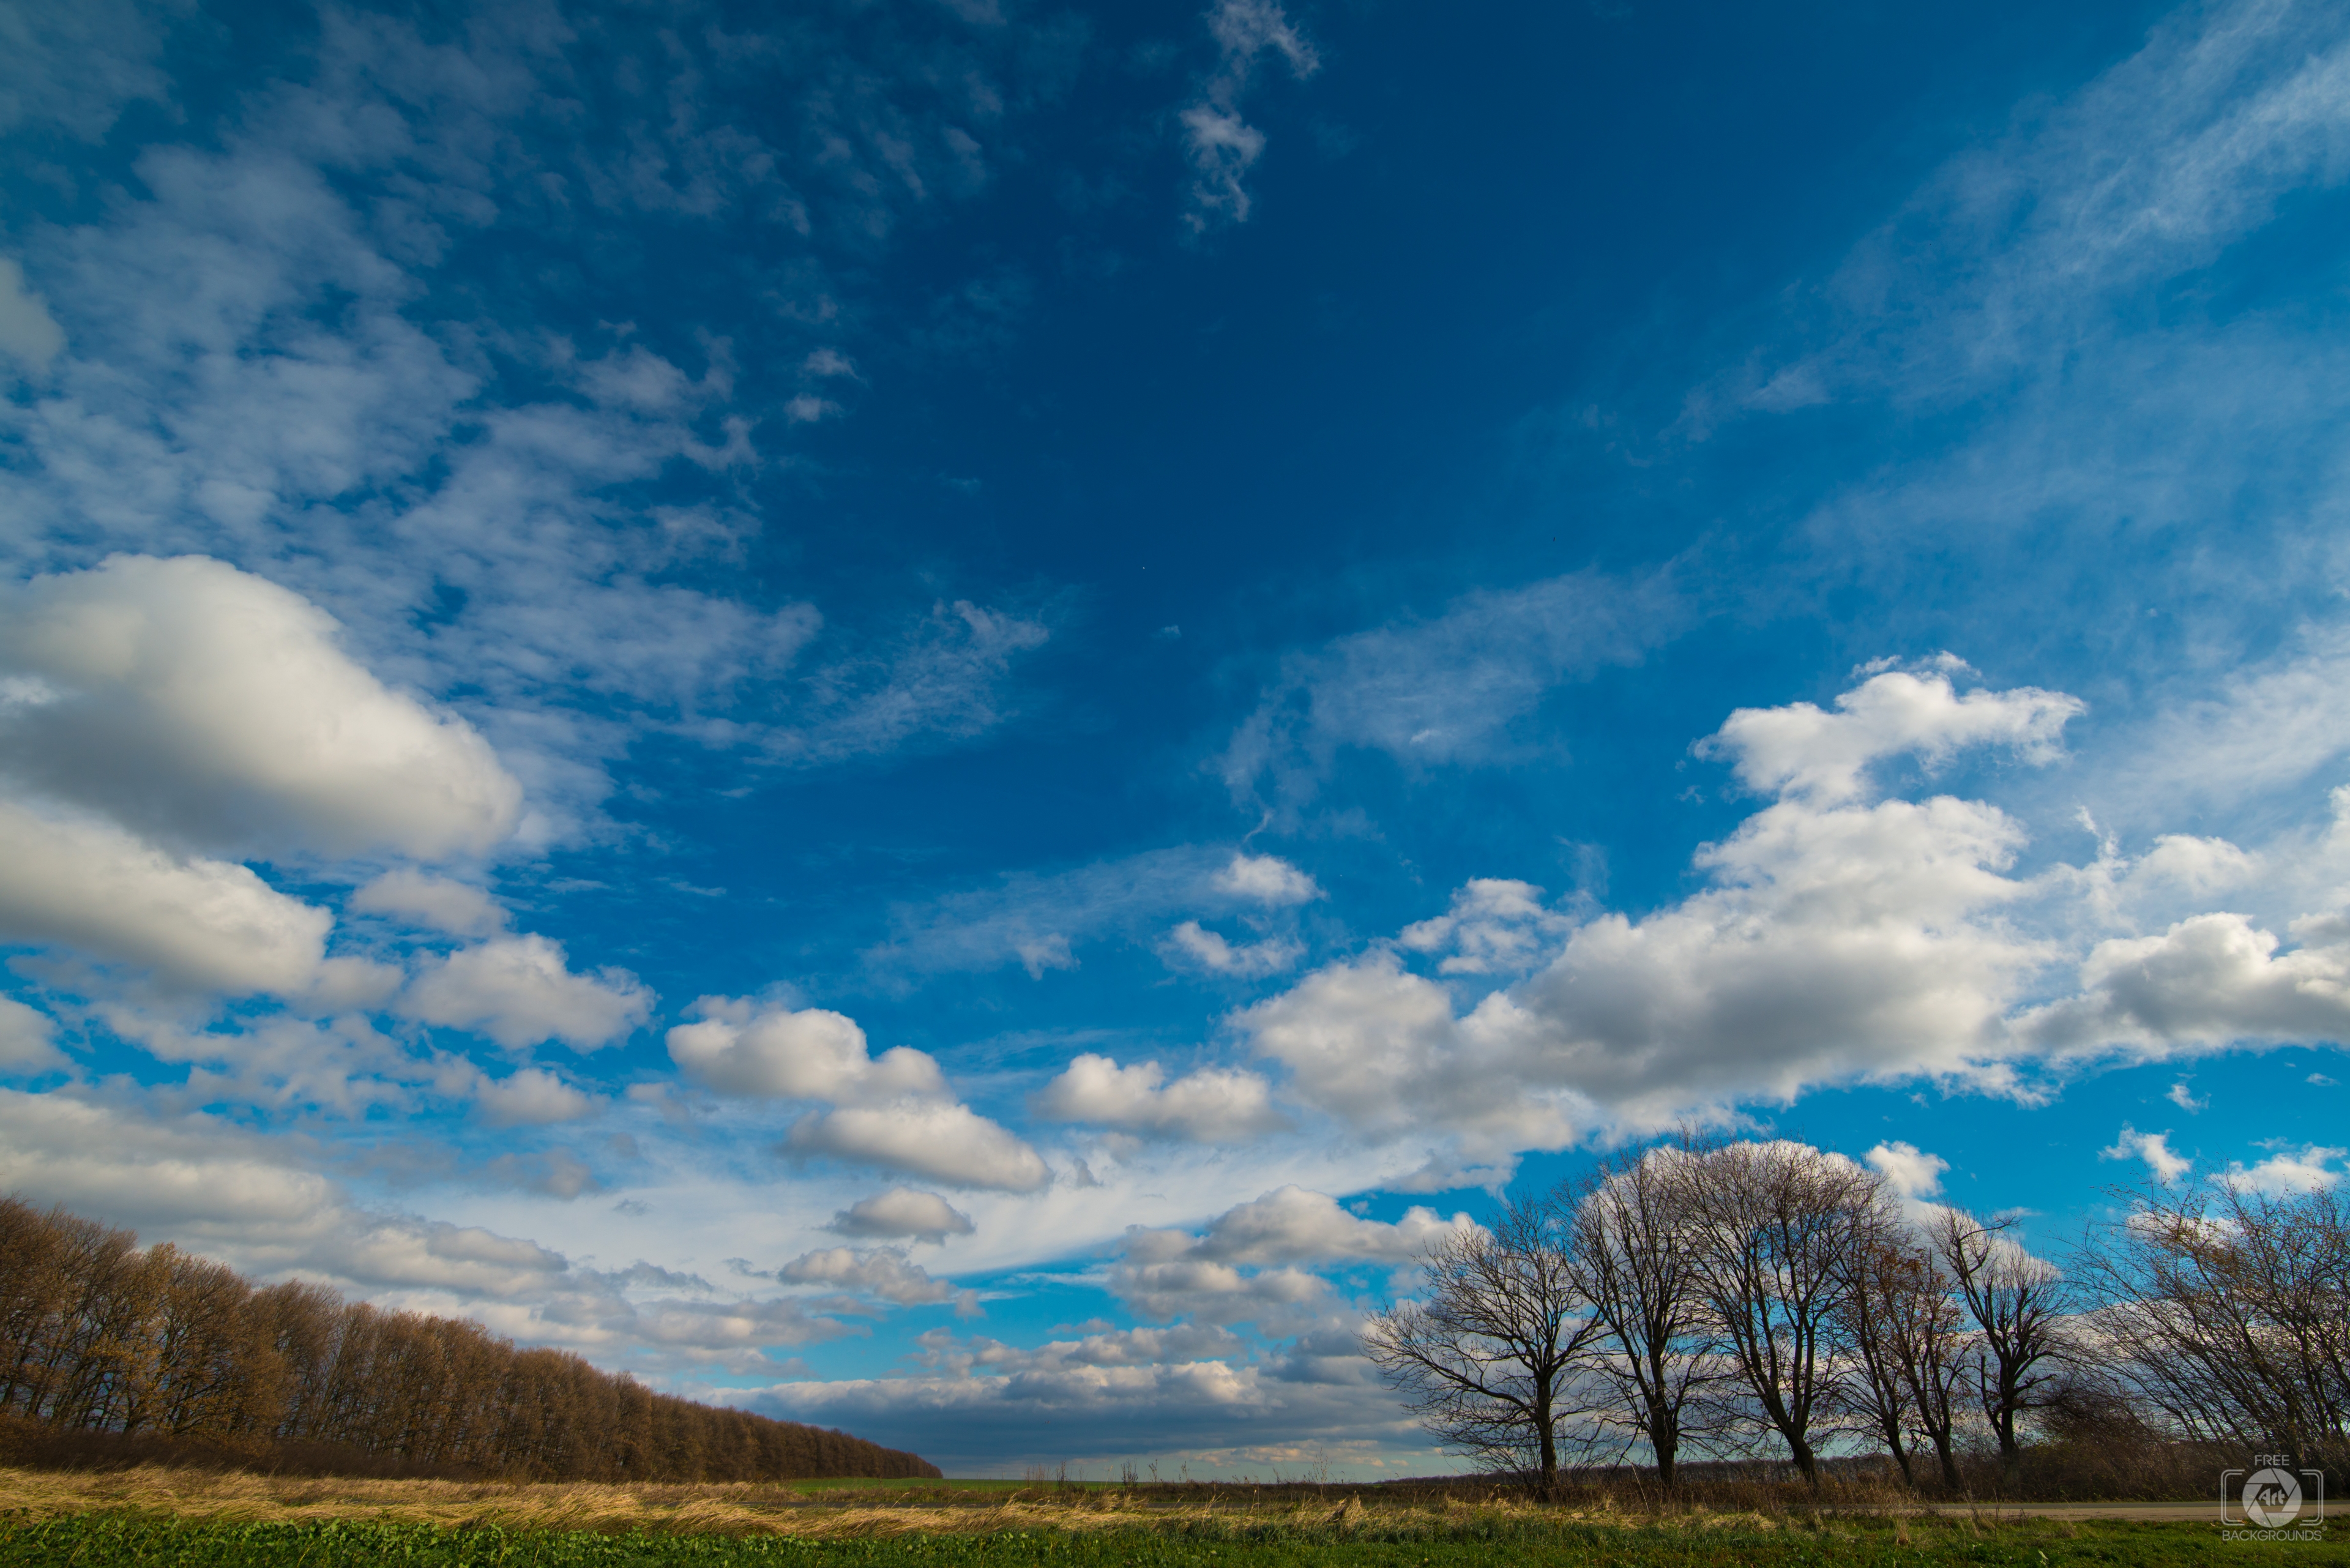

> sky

[{"left": 2, "top": 0, "right": 2349, "bottom": 1480}]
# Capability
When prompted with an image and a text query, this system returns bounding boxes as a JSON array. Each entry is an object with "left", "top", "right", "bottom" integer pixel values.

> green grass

[{"left": 1, "top": 1515, "right": 2340, "bottom": 1567}]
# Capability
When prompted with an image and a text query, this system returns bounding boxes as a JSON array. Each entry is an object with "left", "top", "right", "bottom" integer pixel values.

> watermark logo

[{"left": 2223, "top": 1457, "right": 2327, "bottom": 1542}]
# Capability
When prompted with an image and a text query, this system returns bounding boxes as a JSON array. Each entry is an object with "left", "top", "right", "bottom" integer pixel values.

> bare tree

[
  {"left": 1835, "top": 1234, "right": 1969, "bottom": 1489},
  {"left": 1563, "top": 1145, "right": 1720, "bottom": 1491},
  {"left": 1678, "top": 1141, "right": 1886, "bottom": 1484},
  {"left": 1362, "top": 1192, "right": 1604, "bottom": 1493},
  {"left": 1926, "top": 1206, "right": 2068, "bottom": 1490},
  {"left": 2078, "top": 1181, "right": 2348, "bottom": 1487}
]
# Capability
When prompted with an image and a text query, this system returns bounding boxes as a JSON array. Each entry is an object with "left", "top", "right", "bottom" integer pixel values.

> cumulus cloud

[
  {"left": 400, "top": 935, "right": 651, "bottom": 1051},
  {"left": 1106, "top": 1187, "right": 1475, "bottom": 1330},
  {"left": 348, "top": 870, "right": 507, "bottom": 937},
  {"left": 1178, "top": 1185, "right": 1476, "bottom": 1267},
  {"left": 826, "top": 1187, "right": 975, "bottom": 1243},
  {"left": 1110, "top": 1240, "right": 1327, "bottom": 1327},
  {"left": 0, "top": 996, "right": 64, "bottom": 1073},
  {"left": 1864, "top": 1140, "right": 1950, "bottom": 1201},
  {"left": 0, "top": 556, "right": 522, "bottom": 859},
  {"left": 1162, "top": 920, "right": 1301, "bottom": 979},
  {"left": 0, "top": 799, "right": 332, "bottom": 994},
  {"left": 1397, "top": 879, "right": 1569, "bottom": 975},
  {"left": 666, "top": 999, "right": 945, "bottom": 1102},
  {"left": 2100, "top": 1124, "right": 2191, "bottom": 1184},
  {"left": 2217, "top": 1143, "right": 2346, "bottom": 1194},
  {"left": 670, "top": 998, "right": 1046, "bottom": 1191},
  {"left": 1240, "top": 953, "right": 1586, "bottom": 1157},
  {"left": 2023, "top": 911, "right": 2350, "bottom": 1055},
  {"left": 1033, "top": 1053, "right": 1288, "bottom": 1141},
  {"left": 473, "top": 1066, "right": 597, "bottom": 1126},
  {"left": 778, "top": 1246, "right": 975, "bottom": 1312},
  {"left": 1241, "top": 670, "right": 2085, "bottom": 1148},
  {"left": 783, "top": 1100, "right": 1050, "bottom": 1193},
  {"left": 1706, "top": 666, "right": 2082, "bottom": 804}
]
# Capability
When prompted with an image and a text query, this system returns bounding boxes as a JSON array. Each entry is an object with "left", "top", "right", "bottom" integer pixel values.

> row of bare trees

[
  {"left": 1363, "top": 1137, "right": 2259, "bottom": 1496},
  {"left": 0, "top": 1197, "right": 938, "bottom": 1480}
]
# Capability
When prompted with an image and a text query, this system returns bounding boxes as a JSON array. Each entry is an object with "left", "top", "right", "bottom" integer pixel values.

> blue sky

[{"left": 3, "top": 0, "right": 2349, "bottom": 1479}]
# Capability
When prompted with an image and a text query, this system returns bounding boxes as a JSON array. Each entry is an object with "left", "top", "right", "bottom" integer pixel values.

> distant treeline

[{"left": 0, "top": 1197, "right": 938, "bottom": 1481}]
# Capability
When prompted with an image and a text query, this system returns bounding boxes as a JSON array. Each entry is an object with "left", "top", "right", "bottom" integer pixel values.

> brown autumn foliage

[{"left": 0, "top": 1195, "right": 938, "bottom": 1481}]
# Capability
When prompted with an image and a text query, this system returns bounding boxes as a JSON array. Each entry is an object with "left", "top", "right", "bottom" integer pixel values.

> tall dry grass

[{"left": 0, "top": 1465, "right": 2194, "bottom": 1540}]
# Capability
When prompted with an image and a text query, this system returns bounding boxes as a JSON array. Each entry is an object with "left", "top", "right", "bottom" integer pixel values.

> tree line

[
  {"left": 1363, "top": 1137, "right": 2348, "bottom": 1496},
  {"left": 0, "top": 1197, "right": 938, "bottom": 1480}
]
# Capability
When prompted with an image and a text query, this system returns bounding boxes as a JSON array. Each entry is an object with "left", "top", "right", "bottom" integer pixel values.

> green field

[{"left": 1, "top": 1514, "right": 2338, "bottom": 1567}]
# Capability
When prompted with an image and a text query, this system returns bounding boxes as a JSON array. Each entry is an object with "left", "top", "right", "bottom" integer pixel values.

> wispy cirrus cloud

[
  {"left": 1178, "top": 0, "right": 1319, "bottom": 232},
  {"left": 1219, "top": 568, "right": 1682, "bottom": 819}
]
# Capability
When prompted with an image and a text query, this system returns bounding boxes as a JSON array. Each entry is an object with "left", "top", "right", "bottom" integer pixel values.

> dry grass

[
  {"left": 0, "top": 1468, "right": 1848, "bottom": 1540},
  {"left": 0, "top": 1465, "right": 2225, "bottom": 1545}
]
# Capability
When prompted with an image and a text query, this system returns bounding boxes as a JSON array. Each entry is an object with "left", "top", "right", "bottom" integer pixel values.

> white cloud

[
  {"left": 0, "top": 798, "right": 332, "bottom": 994},
  {"left": 2217, "top": 1143, "right": 2346, "bottom": 1194},
  {"left": 1212, "top": 852, "right": 1319, "bottom": 906},
  {"left": 1013, "top": 933, "right": 1077, "bottom": 979},
  {"left": 0, "top": 996, "right": 64, "bottom": 1073},
  {"left": 400, "top": 935, "right": 651, "bottom": 1051},
  {"left": 671, "top": 997, "right": 1046, "bottom": 1191},
  {"left": 1162, "top": 920, "right": 1301, "bottom": 979},
  {"left": 2023, "top": 911, "right": 2350, "bottom": 1055},
  {"left": 1033, "top": 1053, "right": 1288, "bottom": 1141},
  {"left": 826, "top": 1187, "right": 975, "bottom": 1243},
  {"left": 1242, "top": 671, "right": 2081, "bottom": 1148},
  {"left": 474, "top": 1066, "right": 597, "bottom": 1127},
  {"left": 0, "top": 258, "right": 64, "bottom": 372},
  {"left": 767, "top": 600, "right": 1050, "bottom": 768},
  {"left": 1101, "top": 1187, "right": 1475, "bottom": 1333},
  {"left": 1864, "top": 1140, "right": 1949, "bottom": 1200},
  {"left": 348, "top": 870, "right": 506, "bottom": 937},
  {"left": 778, "top": 1245, "right": 972, "bottom": 1311},
  {"left": 783, "top": 1100, "right": 1050, "bottom": 1193},
  {"left": 1240, "top": 953, "right": 1585, "bottom": 1157},
  {"left": 1706, "top": 666, "right": 2082, "bottom": 804},
  {"left": 2166, "top": 1078, "right": 2207, "bottom": 1113},
  {"left": 1220, "top": 569, "right": 1678, "bottom": 814},
  {"left": 1110, "top": 1243, "right": 1327, "bottom": 1328},
  {"left": 1181, "top": 1185, "right": 1475, "bottom": 1266},
  {"left": 0, "top": 556, "right": 522, "bottom": 859},
  {"left": 2133, "top": 835, "right": 2260, "bottom": 896},
  {"left": 1397, "top": 879, "right": 1569, "bottom": 975},
  {"left": 1179, "top": 0, "right": 1319, "bottom": 231},
  {"left": 2101, "top": 1124, "right": 2192, "bottom": 1184},
  {"left": 0, "top": 1086, "right": 580, "bottom": 1298},
  {"left": 741, "top": 1333, "right": 1416, "bottom": 1476},
  {"left": 868, "top": 843, "right": 1303, "bottom": 978},
  {"left": 666, "top": 999, "right": 946, "bottom": 1103}
]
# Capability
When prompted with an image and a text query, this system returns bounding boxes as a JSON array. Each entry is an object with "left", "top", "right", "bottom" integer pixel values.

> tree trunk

[{"left": 1535, "top": 1394, "right": 1558, "bottom": 1497}]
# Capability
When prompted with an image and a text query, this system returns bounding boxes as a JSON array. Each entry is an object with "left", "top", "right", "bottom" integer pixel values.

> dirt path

[{"left": 1925, "top": 1501, "right": 2330, "bottom": 1523}]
